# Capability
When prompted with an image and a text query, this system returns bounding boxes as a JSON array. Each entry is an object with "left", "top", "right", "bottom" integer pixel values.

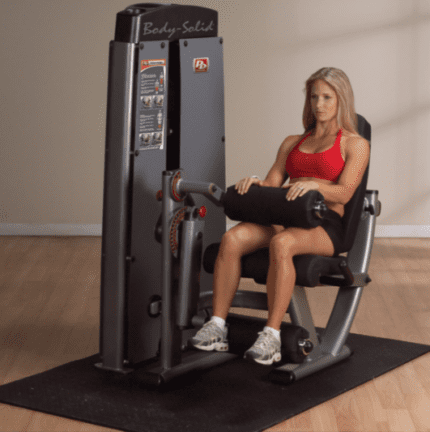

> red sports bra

[{"left": 285, "top": 129, "right": 345, "bottom": 182}]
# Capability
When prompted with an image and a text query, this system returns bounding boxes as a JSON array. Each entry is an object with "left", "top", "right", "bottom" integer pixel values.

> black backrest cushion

[{"left": 339, "top": 114, "right": 371, "bottom": 253}]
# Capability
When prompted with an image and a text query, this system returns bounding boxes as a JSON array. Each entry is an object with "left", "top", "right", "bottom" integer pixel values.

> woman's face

[{"left": 310, "top": 79, "right": 338, "bottom": 123}]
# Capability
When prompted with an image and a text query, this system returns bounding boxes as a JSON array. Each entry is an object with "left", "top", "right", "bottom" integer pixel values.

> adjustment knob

[
  {"left": 298, "top": 339, "right": 313, "bottom": 356},
  {"left": 198, "top": 206, "right": 207, "bottom": 218},
  {"left": 314, "top": 200, "right": 327, "bottom": 219}
]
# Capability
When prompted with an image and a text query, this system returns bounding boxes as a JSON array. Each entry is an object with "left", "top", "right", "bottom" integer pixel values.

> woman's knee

[
  {"left": 220, "top": 223, "right": 272, "bottom": 257},
  {"left": 219, "top": 228, "right": 244, "bottom": 255},
  {"left": 270, "top": 233, "right": 296, "bottom": 260}
]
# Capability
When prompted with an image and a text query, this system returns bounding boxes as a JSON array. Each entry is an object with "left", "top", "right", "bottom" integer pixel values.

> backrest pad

[{"left": 339, "top": 114, "right": 371, "bottom": 254}]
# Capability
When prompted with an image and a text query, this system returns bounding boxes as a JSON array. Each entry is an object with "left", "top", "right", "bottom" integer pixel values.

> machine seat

[{"left": 204, "top": 244, "right": 358, "bottom": 288}]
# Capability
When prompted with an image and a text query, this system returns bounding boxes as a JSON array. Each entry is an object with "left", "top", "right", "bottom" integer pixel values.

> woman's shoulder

[
  {"left": 342, "top": 131, "right": 370, "bottom": 160},
  {"left": 342, "top": 130, "right": 369, "bottom": 146},
  {"left": 281, "top": 133, "right": 306, "bottom": 151}
]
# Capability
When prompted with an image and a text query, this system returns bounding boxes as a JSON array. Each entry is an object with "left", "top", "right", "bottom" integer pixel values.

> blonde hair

[{"left": 303, "top": 67, "right": 360, "bottom": 136}]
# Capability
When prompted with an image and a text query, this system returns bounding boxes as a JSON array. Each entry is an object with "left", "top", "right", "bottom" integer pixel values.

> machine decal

[
  {"left": 193, "top": 58, "right": 209, "bottom": 73},
  {"left": 137, "top": 59, "right": 167, "bottom": 150},
  {"left": 142, "top": 20, "right": 215, "bottom": 40}
]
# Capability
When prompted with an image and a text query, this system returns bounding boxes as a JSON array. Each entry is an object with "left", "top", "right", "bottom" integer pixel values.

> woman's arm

[
  {"left": 261, "top": 135, "right": 301, "bottom": 188},
  {"left": 316, "top": 136, "right": 370, "bottom": 205},
  {"left": 235, "top": 135, "right": 300, "bottom": 194}
]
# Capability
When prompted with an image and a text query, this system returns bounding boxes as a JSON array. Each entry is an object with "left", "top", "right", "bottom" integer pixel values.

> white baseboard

[
  {"left": 0, "top": 223, "right": 429, "bottom": 238},
  {"left": 0, "top": 224, "right": 102, "bottom": 236}
]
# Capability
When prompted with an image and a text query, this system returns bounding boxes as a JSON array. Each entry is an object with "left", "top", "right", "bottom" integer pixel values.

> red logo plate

[{"left": 193, "top": 58, "right": 209, "bottom": 73}]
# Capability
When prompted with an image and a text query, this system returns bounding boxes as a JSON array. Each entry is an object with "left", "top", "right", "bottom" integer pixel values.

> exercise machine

[{"left": 96, "top": 3, "right": 381, "bottom": 386}]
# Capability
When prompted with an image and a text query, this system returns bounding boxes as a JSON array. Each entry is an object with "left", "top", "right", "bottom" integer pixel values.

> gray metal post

[
  {"left": 97, "top": 41, "right": 135, "bottom": 373},
  {"left": 160, "top": 172, "right": 182, "bottom": 369},
  {"left": 288, "top": 287, "right": 322, "bottom": 357},
  {"left": 176, "top": 214, "right": 206, "bottom": 329},
  {"left": 320, "top": 190, "right": 380, "bottom": 356}
]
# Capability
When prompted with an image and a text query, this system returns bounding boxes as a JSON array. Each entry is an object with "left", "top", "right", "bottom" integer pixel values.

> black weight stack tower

[{"left": 98, "top": 3, "right": 226, "bottom": 373}]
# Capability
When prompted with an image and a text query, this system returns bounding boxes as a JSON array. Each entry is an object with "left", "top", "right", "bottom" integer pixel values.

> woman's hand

[
  {"left": 283, "top": 181, "right": 320, "bottom": 201},
  {"left": 235, "top": 177, "right": 264, "bottom": 195}
]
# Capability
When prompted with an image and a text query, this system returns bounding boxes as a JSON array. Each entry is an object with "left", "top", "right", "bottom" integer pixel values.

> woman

[{"left": 190, "top": 67, "right": 370, "bottom": 365}]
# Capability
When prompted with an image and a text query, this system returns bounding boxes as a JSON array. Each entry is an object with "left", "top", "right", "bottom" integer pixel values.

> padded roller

[
  {"left": 225, "top": 314, "right": 310, "bottom": 363},
  {"left": 222, "top": 184, "right": 327, "bottom": 228}
]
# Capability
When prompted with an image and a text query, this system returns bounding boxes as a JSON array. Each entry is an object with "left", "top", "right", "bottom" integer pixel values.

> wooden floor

[{"left": 0, "top": 236, "right": 429, "bottom": 431}]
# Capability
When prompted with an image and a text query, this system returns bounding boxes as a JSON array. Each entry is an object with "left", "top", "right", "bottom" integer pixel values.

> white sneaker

[
  {"left": 244, "top": 330, "right": 281, "bottom": 365},
  {"left": 189, "top": 320, "right": 229, "bottom": 352}
]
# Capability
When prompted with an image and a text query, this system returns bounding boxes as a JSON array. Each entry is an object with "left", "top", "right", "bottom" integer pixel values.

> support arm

[{"left": 176, "top": 178, "right": 225, "bottom": 207}]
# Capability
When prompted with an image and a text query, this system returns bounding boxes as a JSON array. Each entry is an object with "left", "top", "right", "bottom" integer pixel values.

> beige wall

[{"left": 1, "top": 0, "right": 429, "bottom": 234}]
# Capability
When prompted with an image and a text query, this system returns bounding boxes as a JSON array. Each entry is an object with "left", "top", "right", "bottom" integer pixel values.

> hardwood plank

[
  {"left": 309, "top": 402, "right": 338, "bottom": 432},
  {"left": 266, "top": 410, "right": 313, "bottom": 431},
  {"left": 386, "top": 409, "right": 417, "bottom": 432},
  {"left": 0, "top": 237, "right": 428, "bottom": 432},
  {"left": 0, "top": 405, "right": 34, "bottom": 431}
]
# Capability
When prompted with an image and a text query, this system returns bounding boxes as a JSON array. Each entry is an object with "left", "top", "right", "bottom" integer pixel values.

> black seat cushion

[{"left": 203, "top": 243, "right": 346, "bottom": 287}]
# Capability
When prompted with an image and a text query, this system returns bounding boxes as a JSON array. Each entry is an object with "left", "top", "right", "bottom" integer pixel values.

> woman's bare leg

[
  {"left": 265, "top": 226, "right": 335, "bottom": 330},
  {"left": 265, "top": 251, "right": 296, "bottom": 330},
  {"left": 212, "top": 222, "right": 275, "bottom": 320}
]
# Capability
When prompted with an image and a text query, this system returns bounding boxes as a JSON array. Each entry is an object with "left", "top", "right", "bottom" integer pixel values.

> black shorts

[
  {"left": 320, "top": 209, "right": 344, "bottom": 256},
  {"left": 260, "top": 209, "right": 345, "bottom": 256}
]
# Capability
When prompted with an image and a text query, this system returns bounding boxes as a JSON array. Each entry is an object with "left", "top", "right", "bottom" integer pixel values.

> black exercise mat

[{"left": 0, "top": 333, "right": 429, "bottom": 432}]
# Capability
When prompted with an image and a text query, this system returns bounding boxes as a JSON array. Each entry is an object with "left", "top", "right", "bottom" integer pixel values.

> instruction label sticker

[{"left": 137, "top": 59, "right": 167, "bottom": 150}]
